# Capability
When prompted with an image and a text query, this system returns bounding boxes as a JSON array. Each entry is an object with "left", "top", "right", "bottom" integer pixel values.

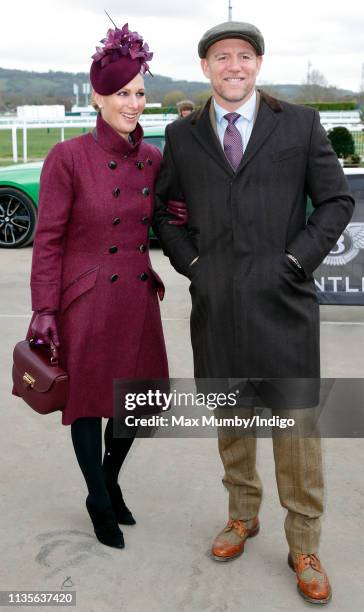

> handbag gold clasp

[{"left": 23, "top": 372, "right": 36, "bottom": 388}]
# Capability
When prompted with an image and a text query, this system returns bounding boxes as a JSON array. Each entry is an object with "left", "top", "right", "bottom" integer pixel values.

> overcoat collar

[
  {"left": 190, "top": 89, "right": 283, "bottom": 175},
  {"left": 93, "top": 112, "right": 144, "bottom": 157}
]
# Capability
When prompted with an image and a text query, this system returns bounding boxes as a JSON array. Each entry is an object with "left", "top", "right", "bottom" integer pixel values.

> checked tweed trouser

[{"left": 217, "top": 407, "right": 324, "bottom": 554}]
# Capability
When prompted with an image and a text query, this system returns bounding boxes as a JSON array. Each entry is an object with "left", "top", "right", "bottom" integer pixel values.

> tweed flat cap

[{"left": 198, "top": 21, "right": 265, "bottom": 58}]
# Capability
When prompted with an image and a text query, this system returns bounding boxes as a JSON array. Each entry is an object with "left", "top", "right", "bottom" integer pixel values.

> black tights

[{"left": 71, "top": 417, "right": 135, "bottom": 508}]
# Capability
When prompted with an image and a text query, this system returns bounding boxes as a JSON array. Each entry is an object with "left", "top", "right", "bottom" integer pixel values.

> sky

[{"left": 1, "top": 0, "right": 363, "bottom": 92}]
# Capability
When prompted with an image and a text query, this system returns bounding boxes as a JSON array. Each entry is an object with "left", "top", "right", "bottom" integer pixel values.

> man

[
  {"left": 153, "top": 21, "right": 354, "bottom": 604},
  {"left": 176, "top": 99, "right": 195, "bottom": 118}
]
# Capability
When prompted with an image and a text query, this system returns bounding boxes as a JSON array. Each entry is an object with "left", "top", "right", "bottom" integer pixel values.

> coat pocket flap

[
  {"left": 272, "top": 146, "right": 304, "bottom": 162},
  {"left": 148, "top": 266, "right": 165, "bottom": 301},
  {"left": 60, "top": 267, "right": 98, "bottom": 313}
]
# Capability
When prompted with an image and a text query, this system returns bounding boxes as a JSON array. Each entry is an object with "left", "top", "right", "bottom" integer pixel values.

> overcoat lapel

[
  {"left": 190, "top": 99, "right": 233, "bottom": 175},
  {"left": 236, "top": 93, "right": 281, "bottom": 174},
  {"left": 190, "top": 91, "right": 282, "bottom": 175}
]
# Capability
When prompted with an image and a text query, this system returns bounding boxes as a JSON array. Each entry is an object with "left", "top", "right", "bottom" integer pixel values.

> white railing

[
  {"left": 319, "top": 111, "right": 362, "bottom": 132},
  {"left": 0, "top": 109, "right": 362, "bottom": 164},
  {"left": 0, "top": 114, "right": 177, "bottom": 163}
]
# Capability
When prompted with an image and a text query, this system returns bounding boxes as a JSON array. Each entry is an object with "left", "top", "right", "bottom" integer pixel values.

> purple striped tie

[{"left": 223, "top": 112, "right": 243, "bottom": 171}]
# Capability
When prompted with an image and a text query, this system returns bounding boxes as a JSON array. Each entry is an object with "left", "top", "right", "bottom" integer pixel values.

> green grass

[
  {"left": 0, "top": 126, "right": 363, "bottom": 167},
  {"left": 0, "top": 127, "right": 93, "bottom": 165}
]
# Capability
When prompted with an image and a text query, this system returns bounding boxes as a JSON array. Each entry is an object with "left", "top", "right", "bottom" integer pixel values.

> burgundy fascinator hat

[{"left": 90, "top": 22, "right": 153, "bottom": 95}]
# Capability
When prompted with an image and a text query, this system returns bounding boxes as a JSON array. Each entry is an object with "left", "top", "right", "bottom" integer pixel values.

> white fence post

[
  {"left": 11, "top": 126, "right": 18, "bottom": 163},
  {"left": 22, "top": 124, "right": 27, "bottom": 163},
  {"left": 61, "top": 126, "right": 65, "bottom": 142}
]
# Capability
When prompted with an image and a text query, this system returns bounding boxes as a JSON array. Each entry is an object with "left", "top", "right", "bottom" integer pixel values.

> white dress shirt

[{"left": 213, "top": 90, "right": 257, "bottom": 152}]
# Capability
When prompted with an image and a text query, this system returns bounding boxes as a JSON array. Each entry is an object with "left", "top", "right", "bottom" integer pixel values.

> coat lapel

[
  {"left": 190, "top": 91, "right": 282, "bottom": 176},
  {"left": 236, "top": 90, "right": 282, "bottom": 174},
  {"left": 190, "top": 98, "right": 233, "bottom": 175}
]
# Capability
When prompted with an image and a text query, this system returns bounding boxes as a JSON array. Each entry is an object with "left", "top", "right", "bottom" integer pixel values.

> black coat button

[
  {"left": 141, "top": 187, "right": 150, "bottom": 197},
  {"left": 109, "top": 246, "right": 118, "bottom": 254},
  {"left": 138, "top": 244, "right": 147, "bottom": 253},
  {"left": 108, "top": 160, "right": 117, "bottom": 169},
  {"left": 112, "top": 217, "right": 121, "bottom": 225},
  {"left": 136, "top": 161, "right": 144, "bottom": 170},
  {"left": 139, "top": 272, "right": 149, "bottom": 281},
  {"left": 110, "top": 274, "right": 119, "bottom": 282},
  {"left": 147, "top": 159, "right": 153, "bottom": 166},
  {"left": 140, "top": 216, "right": 149, "bottom": 225},
  {"left": 113, "top": 187, "right": 121, "bottom": 197}
]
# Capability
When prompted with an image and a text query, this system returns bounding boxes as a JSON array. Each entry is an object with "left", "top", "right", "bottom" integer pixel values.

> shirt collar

[{"left": 214, "top": 90, "right": 257, "bottom": 125}]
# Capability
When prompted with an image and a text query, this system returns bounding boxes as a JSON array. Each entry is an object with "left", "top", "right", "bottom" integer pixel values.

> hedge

[
  {"left": 143, "top": 107, "right": 178, "bottom": 114},
  {"left": 303, "top": 102, "right": 357, "bottom": 111},
  {"left": 144, "top": 102, "right": 359, "bottom": 113}
]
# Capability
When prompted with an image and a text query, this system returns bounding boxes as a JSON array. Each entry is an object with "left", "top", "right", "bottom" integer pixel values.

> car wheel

[{"left": 0, "top": 187, "right": 37, "bottom": 248}]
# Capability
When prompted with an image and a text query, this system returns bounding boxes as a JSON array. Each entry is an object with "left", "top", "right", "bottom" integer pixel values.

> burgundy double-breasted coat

[{"left": 29, "top": 114, "right": 169, "bottom": 425}]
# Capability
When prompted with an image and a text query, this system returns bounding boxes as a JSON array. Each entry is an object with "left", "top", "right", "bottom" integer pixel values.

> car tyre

[{"left": 0, "top": 187, "right": 37, "bottom": 248}]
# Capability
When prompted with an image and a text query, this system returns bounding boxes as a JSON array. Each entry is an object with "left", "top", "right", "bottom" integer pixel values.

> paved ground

[{"left": 1, "top": 246, "right": 364, "bottom": 612}]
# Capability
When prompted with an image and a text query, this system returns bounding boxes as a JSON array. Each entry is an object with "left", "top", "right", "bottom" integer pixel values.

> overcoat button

[
  {"left": 142, "top": 187, "right": 150, "bottom": 197},
  {"left": 109, "top": 246, "right": 118, "bottom": 254},
  {"left": 147, "top": 159, "right": 152, "bottom": 166},
  {"left": 108, "top": 160, "right": 117, "bottom": 169},
  {"left": 140, "top": 216, "right": 149, "bottom": 225},
  {"left": 110, "top": 274, "right": 119, "bottom": 282},
  {"left": 136, "top": 161, "right": 144, "bottom": 169},
  {"left": 113, "top": 187, "right": 121, "bottom": 197},
  {"left": 112, "top": 217, "right": 121, "bottom": 225},
  {"left": 138, "top": 244, "right": 147, "bottom": 253},
  {"left": 139, "top": 272, "right": 149, "bottom": 281}
]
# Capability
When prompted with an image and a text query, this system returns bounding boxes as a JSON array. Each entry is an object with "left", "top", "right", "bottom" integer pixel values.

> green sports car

[{"left": 0, "top": 126, "right": 166, "bottom": 248}]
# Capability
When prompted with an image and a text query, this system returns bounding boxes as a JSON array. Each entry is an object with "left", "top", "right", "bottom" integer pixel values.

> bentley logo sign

[{"left": 323, "top": 223, "right": 364, "bottom": 266}]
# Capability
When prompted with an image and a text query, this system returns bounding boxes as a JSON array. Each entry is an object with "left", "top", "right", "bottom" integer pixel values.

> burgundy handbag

[{"left": 12, "top": 339, "right": 69, "bottom": 414}]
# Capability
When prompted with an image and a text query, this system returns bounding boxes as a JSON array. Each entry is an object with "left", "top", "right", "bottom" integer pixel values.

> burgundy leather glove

[
  {"left": 30, "top": 311, "right": 60, "bottom": 347},
  {"left": 167, "top": 200, "right": 188, "bottom": 226}
]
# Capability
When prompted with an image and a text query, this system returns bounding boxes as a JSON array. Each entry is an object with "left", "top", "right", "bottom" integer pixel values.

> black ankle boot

[
  {"left": 105, "top": 483, "right": 136, "bottom": 525},
  {"left": 85, "top": 495, "right": 125, "bottom": 548}
]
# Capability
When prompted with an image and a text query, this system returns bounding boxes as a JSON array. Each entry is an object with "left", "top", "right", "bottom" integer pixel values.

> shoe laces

[
  {"left": 300, "top": 554, "right": 320, "bottom": 571},
  {"left": 225, "top": 519, "right": 247, "bottom": 538}
]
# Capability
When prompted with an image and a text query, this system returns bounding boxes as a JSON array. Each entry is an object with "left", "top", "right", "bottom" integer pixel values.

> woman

[{"left": 28, "top": 23, "right": 171, "bottom": 550}]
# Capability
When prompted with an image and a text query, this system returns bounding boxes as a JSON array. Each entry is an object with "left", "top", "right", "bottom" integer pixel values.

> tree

[
  {"left": 193, "top": 90, "right": 212, "bottom": 106},
  {"left": 257, "top": 84, "right": 291, "bottom": 101},
  {"left": 0, "top": 92, "right": 5, "bottom": 112},
  {"left": 295, "top": 66, "right": 333, "bottom": 103},
  {"left": 308, "top": 69, "right": 328, "bottom": 87},
  {"left": 162, "top": 90, "right": 186, "bottom": 107},
  {"left": 327, "top": 127, "right": 355, "bottom": 158}
]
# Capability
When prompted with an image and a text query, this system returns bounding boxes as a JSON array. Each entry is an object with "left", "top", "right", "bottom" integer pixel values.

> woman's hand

[
  {"left": 31, "top": 312, "right": 60, "bottom": 347},
  {"left": 167, "top": 200, "right": 188, "bottom": 226}
]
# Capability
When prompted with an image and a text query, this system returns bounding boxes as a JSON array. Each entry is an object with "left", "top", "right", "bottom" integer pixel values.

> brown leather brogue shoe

[
  {"left": 211, "top": 516, "right": 259, "bottom": 561},
  {"left": 288, "top": 552, "right": 332, "bottom": 604}
]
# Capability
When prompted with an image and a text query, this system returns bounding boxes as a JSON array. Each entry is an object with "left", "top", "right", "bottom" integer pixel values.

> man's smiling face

[{"left": 201, "top": 38, "right": 263, "bottom": 110}]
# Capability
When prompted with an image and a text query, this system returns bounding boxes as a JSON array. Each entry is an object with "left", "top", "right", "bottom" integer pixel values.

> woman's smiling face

[{"left": 93, "top": 73, "right": 146, "bottom": 139}]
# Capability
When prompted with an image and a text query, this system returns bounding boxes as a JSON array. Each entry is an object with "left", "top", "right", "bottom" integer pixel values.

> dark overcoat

[
  {"left": 28, "top": 114, "right": 168, "bottom": 425},
  {"left": 153, "top": 92, "right": 354, "bottom": 403}
]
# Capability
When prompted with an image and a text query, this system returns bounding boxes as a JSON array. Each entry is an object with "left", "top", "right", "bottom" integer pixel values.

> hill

[{"left": 0, "top": 66, "right": 358, "bottom": 111}]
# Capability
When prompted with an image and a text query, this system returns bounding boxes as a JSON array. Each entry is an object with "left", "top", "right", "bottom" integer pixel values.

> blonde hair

[{"left": 91, "top": 94, "right": 101, "bottom": 112}]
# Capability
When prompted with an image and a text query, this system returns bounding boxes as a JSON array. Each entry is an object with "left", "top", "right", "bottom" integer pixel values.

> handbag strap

[
  {"left": 49, "top": 341, "right": 59, "bottom": 365},
  {"left": 29, "top": 338, "right": 59, "bottom": 366}
]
